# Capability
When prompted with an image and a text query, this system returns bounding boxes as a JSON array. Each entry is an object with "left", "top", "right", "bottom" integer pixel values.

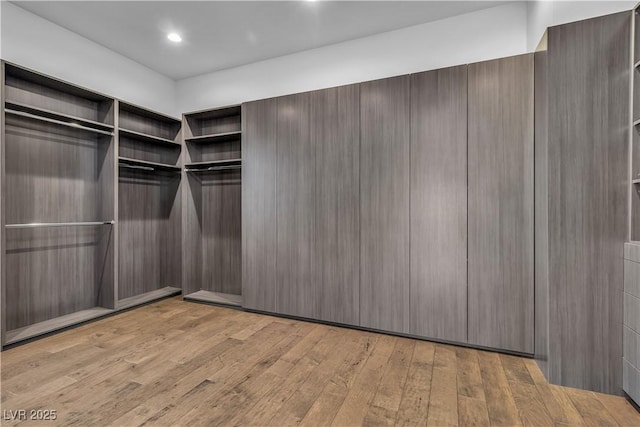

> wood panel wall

[{"left": 546, "top": 12, "right": 630, "bottom": 394}]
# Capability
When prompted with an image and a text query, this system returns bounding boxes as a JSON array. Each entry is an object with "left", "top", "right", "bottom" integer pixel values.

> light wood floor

[{"left": 1, "top": 297, "right": 639, "bottom": 427}]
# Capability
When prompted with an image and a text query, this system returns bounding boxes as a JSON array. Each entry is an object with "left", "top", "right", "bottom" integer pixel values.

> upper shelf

[
  {"left": 184, "top": 131, "right": 241, "bottom": 144},
  {"left": 118, "top": 128, "right": 181, "bottom": 146},
  {"left": 5, "top": 101, "right": 114, "bottom": 132}
]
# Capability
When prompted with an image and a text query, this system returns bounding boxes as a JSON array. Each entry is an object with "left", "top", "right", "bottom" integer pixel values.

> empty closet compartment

[
  {"left": 183, "top": 106, "right": 242, "bottom": 306},
  {"left": 117, "top": 103, "right": 182, "bottom": 307},
  {"left": 184, "top": 105, "right": 241, "bottom": 163},
  {"left": 3, "top": 66, "right": 116, "bottom": 345}
]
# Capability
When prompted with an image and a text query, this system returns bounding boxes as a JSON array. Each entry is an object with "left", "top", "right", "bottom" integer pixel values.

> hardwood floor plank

[
  {"left": 395, "top": 340, "right": 436, "bottom": 426},
  {"left": 500, "top": 354, "right": 535, "bottom": 385},
  {"left": 331, "top": 335, "right": 396, "bottom": 426},
  {"left": 508, "top": 380, "right": 554, "bottom": 427},
  {"left": 352, "top": 337, "right": 414, "bottom": 426},
  {"left": 426, "top": 345, "right": 459, "bottom": 427},
  {"left": 564, "top": 387, "right": 622, "bottom": 427},
  {"left": 477, "top": 350, "right": 523, "bottom": 427},
  {"left": 595, "top": 391, "right": 640, "bottom": 427},
  {"left": 458, "top": 395, "right": 491, "bottom": 427},
  {"left": 456, "top": 346, "right": 485, "bottom": 400},
  {"left": 524, "top": 362, "right": 586, "bottom": 426}
]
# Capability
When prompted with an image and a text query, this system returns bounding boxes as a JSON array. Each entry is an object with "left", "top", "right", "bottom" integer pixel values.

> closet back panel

[
  {"left": 119, "top": 107, "right": 180, "bottom": 141},
  {"left": 4, "top": 115, "right": 111, "bottom": 223},
  {"left": 119, "top": 137, "right": 181, "bottom": 165},
  {"left": 5, "top": 226, "right": 111, "bottom": 330},
  {"left": 201, "top": 170, "right": 241, "bottom": 295},
  {"left": 5, "top": 67, "right": 113, "bottom": 125},
  {"left": 186, "top": 140, "right": 241, "bottom": 163},
  {"left": 118, "top": 171, "right": 181, "bottom": 299}
]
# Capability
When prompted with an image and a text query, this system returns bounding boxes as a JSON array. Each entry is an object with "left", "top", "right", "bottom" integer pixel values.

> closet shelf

[
  {"left": 184, "top": 290, "right": 243, "bottom": 307},
  {"left": 185, "top": 131, "right": 241, "bottom": 144},
  {"left": 635, "top": 60, "right": 640, "bottom": 69},
  {"left": 5, "top": 108, "right": 114, "bottom": 136},
  {"left": 118, "top": 128, "right": 181, "bottom": 146},
  {"left": 117, "top": 287, "right": 182, "bottom": 310},
  {"left": 118, "top": 157, "right": 181, "bottom": 172},
  {"left": 634, "top": 119, "right": 640, "bottom": 127},
  {"left": 184, "top": 159, "right": 242, "bottom": 172},
  {"left": 5, "top": 101, "right": 114, "bottom": 131},
  {"left": 5, "top": 307, "right": 114, "bottom": 345},
  {"left": 633, "top": 179, "right": 640, "bottom": 184}
]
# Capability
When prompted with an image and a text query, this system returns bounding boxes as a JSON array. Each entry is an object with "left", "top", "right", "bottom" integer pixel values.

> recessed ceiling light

[{"left": 167, "top": 32, "right": 182, "bottom": 43}]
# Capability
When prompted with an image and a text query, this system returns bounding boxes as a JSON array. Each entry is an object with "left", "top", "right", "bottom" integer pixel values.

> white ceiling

[{"left": 12, "top": 1, "right": 507, "bottom": 80}]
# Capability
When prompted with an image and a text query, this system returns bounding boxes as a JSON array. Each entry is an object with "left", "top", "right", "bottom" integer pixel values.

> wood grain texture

[
  {"left": 4, "top": 66, "right": 112, "bottom": 125},
  {"left": 547, "top": 12, "right": 630, "bottom": 394},
  {"left": 118, "top": 103, "right": 180, "bottom": 142},
  {"left": 1, "top": 61, "right": 6, "bottom": 345},
  {"left": 118, "top": 171, "right": 181, "bottom": 299},
  {"left": 534, "top": 49, "right": 550, "bottom": 377},
  {"left": 409, "top": 65, "right": 467, "bottom": 342},
  {"left": 311, "top": 84, "right": 360, "bottom": 326},
  {"left": 276, "top": 92, "right": 317, "bottom": 318},
  {"left": 2, "top": 297, "right": 639, "bottom": 426},
  {"left": 4, "top": 96, "right": 115, "bottom": 330},
  {"left": 201, "top": 169, "right": 241, "bottom": 295},
  {"left": 360, "top": 75, "right": 410, "bottom": 334},
  {"left": 468, "top": 53, "right": 534, "bottom": 353},
  {"left": 242, "top": 99, "right": 278, "bottom": 312}
]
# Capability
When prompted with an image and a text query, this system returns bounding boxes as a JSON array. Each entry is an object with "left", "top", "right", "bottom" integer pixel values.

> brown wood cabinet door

[
  {"left": 360, "top": 75, "right": 410, "bottom": 334},
  {"left": 410, "top": 65, "right": 468, "bottom": 342},
  {"left": 241, "top": 99, "right": 278, "bottom": 312},
  {"left": 468, "top": 54, "right": 534, "bottom": 353},
  {"left": 312, "top": 84, "right": 360, "bottom": 326},
  {"left": 276, "top": 92, "right": 317, "bottom": 318}
]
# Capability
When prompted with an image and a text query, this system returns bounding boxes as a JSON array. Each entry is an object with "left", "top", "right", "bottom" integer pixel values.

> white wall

[
  {"left": 527, "top": 0, "right": 636, "bottom": 50},
  {"left": 0, "top": 2, "right": 179, "bottom": 117},
  {"left": 176, "top": 2, "right": 529, "bottom": 113}
]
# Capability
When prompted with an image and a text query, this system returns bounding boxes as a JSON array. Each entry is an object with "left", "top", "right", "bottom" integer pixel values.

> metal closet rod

[
  {"left": 5, "top": 221, "right": 115, "bottom": 229},
  {"left": 119, "top": 163, "right": 155, "bottom": 171},
  {"left": 185, "top": 165, "right": 242, "bottom": 172}
]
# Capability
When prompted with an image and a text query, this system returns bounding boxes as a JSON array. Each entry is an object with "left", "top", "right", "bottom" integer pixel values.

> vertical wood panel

[
  {"left": 360, "top": 76, "right": 410, "bottom": 333},
  {"left": 547, "top": 12, "right": 629, "bottom": 393},
  {"left": 468, "top": 54, "right": 534, "bottom": 353},
  {"left": 276, "top": 92, "right": 316, "bottom": 318},
  {"left": 409, "top": 65, "right": 468, "bottom": 342},
  {"left": 312, "top": 84, "right": 360, "bottom": 326},
  {"left": 534, "top": 49, "right": 550, "bottom": 376},
  {"left": 242, "top": 99, "right": 277, "bottom": 312}
]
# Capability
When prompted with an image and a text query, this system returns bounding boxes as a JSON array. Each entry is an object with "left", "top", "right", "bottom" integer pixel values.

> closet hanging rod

[
  {"left": 119, "top": 163, "right": 155, "bottom": 171},
  {"left": 184, "top": 165, "right": 242, "bottom": 172},
  {"left": 5, "top": 221, "right": 115, "bottom": 229},
  {"left": 4, "top": 109, "right": 115, "bottom": 136}
]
